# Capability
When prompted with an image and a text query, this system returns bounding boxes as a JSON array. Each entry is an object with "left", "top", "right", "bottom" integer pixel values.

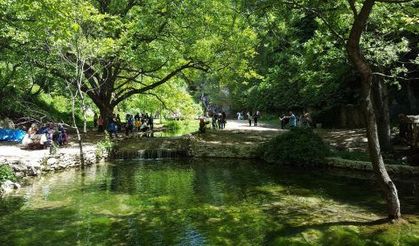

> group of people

[
  {"left": 211, "top": 111, "right": 227, "bottom": 129},
  {"left": 94, "top": 112, "right": 154, "bottom": 138},
  {"left": 245, "top": 111, "right": 261, "bottom": 126},
  {"left": 22, "top": 123, "right": 68, "bottom": 149},
  {"left": 280, "top": 111, "right": 312, "bottom": 129}
]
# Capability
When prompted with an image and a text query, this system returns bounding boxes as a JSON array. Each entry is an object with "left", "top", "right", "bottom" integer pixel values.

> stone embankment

[
  {"left": 110, "top": 129, "right": 273, "bottom": 160},
  {"left": 0, "top": 143, "right": 106, "bottom": 195}
]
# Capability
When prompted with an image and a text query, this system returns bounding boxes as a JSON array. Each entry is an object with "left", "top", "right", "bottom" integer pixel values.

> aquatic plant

[{"left": 0, "top": 164, "right": 16, "bottom": 182}]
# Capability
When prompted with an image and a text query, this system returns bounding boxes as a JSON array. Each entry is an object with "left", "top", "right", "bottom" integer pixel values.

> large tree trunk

[
  {"left": 372, "top": 77, "right": 392, "bottom": 152},
  {"left": 98, "top": 103, "right": 115, "bottom": 128},
  {"left": 346, "top": 0, "right": 401, "bottom": 220}
]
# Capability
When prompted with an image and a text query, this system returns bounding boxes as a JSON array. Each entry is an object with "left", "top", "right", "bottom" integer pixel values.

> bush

[
  {"left": 97, "top": 133, "right": 114, "bottom": 157},
  {"left": 164, "top": 120, "right": 183, "bottom": 131},
  {"left": 261, "top": 128, "right": 330, "bottom": 164},
  {"left": 0, "top": 165, "right": 16, "bottom": 182}
]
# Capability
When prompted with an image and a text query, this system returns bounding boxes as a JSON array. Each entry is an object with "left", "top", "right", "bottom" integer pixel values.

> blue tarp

[{"left": 0, "top": 128, "right": 26, "bottom": 142}]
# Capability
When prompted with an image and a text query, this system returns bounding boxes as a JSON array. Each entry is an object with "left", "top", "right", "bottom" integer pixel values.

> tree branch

[
  {"left": 348, "top": 0, "right": 358, "bottom": 16},
  {"left": 112, "top": 62, "right": 207, "bottom": 106}
]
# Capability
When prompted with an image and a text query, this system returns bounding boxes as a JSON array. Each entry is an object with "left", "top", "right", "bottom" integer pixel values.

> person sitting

[
  {"left": 22, "top": 123, "right": 49, "bottom": 149},
  {"left": 140, "top": 122, "right": 149, "bottom": 132},
  {"left": 22, "top": 123, "right": 38, "bottom": 146},
  {"left": 54, "top": 124, "right": 68, "bottom": 146}
]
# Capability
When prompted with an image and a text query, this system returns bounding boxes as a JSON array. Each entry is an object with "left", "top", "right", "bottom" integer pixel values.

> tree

[
  {"left": 345, "top": 0, "right": 415, "bottom": 220},
  {"left": 18, "top": 0, "right": 255, "bottom": 124}
]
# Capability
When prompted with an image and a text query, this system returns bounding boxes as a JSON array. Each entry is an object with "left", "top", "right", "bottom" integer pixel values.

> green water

[{"left": 1, "top": 159, "right": 419, "bottom": 245}]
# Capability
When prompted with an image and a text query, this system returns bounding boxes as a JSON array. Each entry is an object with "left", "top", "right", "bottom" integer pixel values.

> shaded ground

[{"left": 1, "top": 119, "right": 413, "bottom": 165}]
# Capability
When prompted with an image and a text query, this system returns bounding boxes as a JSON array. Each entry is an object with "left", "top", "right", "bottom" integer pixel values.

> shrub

[
  {"left": 261, "top": 128, "right": 330, "bottom": 164},
  {"left": 97, "top": 133, "right": 114, "bottom": 157},
  {"left": 164, "top": 120, "right": 182, "bottom": 131},
  {"left": 0, "top": 164, "right": 16, "bottom": 182}
]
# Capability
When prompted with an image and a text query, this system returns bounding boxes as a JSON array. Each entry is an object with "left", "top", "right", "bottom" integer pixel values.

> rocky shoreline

[
  {"left": 2, "top": 128, "right": 418, "bottom": 196},
  {"left": 0, "top": 143, "right": 107, "bottom": 196}
]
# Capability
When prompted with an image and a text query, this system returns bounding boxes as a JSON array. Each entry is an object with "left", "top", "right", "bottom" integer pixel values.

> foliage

[
  {"left": 0, "top": 165, "right": 16, "bottom": 183},
  {"left": 0, "top": 0, "right": 417, "bottom": 125},
  {"left": 118, "top": 79, "right": 203, "bottom": 119},
  {"left": 261, "top": 128, "right": 330, "bottom": 164},
  {"left": 96, "top": 133, "right": 114, "bottom": 157}
]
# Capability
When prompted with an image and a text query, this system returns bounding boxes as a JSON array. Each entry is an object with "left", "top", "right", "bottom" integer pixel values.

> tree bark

[
  {"left": 98, "top": 103, "right": 115, "bottom": 128},
  {"left": 346, "top": 0, "right": 401, "bottom": 220},
  {"left": 372, "top": 77, "right": 392, "bottom": 152},
  {"left": 69, "top": 90, "right": 85, "bottom": 168}
]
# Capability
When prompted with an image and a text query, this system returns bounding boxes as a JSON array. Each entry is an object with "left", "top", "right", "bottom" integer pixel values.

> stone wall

[{"left": 0, "top": 144, "right": 107, "bottom": 196}]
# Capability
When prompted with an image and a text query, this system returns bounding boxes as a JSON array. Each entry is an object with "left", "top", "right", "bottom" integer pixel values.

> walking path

[{"left": 223, "top": 119, "right": 281, "bottom": 132}]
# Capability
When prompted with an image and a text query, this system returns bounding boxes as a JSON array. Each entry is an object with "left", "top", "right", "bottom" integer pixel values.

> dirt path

[{"left": 224, "top": 119, "right": 281, "bottom": 132}]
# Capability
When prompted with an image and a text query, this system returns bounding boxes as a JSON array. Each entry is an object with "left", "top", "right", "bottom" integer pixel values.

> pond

[{"left": 1, "top": 159, "right": 418, "bottom": 245}]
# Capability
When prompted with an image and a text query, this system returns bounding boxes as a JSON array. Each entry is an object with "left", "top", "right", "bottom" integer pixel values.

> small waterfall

[{"left": 111, "top": 149, "right": 188, "bottom": 160}]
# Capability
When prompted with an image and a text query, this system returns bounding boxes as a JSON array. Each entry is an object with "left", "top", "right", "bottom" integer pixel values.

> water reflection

[{"left": 0, "top": 159, "right": 418, "bottom": 245}]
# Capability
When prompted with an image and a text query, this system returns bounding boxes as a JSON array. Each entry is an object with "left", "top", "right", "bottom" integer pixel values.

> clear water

[{"left": 1, "top": 159, "right": 418, "bottom": 245}]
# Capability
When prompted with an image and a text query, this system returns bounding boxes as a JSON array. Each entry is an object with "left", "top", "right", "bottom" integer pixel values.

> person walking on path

[
  {"left": 253, "top": 111, "right": 260, "bottom": 126},
  {"left": 212, "top": 113, "right": 217, "bottom": 129},
  {"left": 148, "top": 114, "right": 154, "bottom": 130},
  {"left": 221, "top": 111, "right": 227, "bottom": 129},
  {"left": 247, "top": 111, "right": 252, "bottom": 126},
  {"left": 289, "top": 111, "right": 297, "bottom": 128}
]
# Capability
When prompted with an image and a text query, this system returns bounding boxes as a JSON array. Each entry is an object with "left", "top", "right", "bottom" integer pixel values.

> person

[
  {"left": 212, "top": 113, "right": 217, "bottom": 129},
  {"left": 199, "top": 117, "right": 206, "bottom": 133},
  {"left": 135, "top": 117, "right": 142, "bottom": 131},
  {"left": 237, "top": 112, "right": 242, "bottom": 120},
  {"left": 221, "top": 111, "right": 227, "bottom": 129},
  {"left": 140, "top": 121, "right": 149, "bottom": 132},
  {"left": 217, "top": 112, "right": 223, "bottom": 129},
  {"left": 93, "top": 113, "right": 98, "bottom": 128},
  {"left": 107, "top": 116, "right": 118, "bottom": 138},
  {"left": 303, "top": 112, "right": 312, "bottom": 128},
  {"left": 247, "top": 111, "right": 252, "bottom": 126},
  {"left": 279, "top": 114, "right": 288, "bottom": 129},
  {"left": 54, "top": 124, "right": 68, "bottom": 146},
  {"left": 289, "top": 111, "right": 297, "bottom": 128},
  {"left": 148, "top": 114, "right": 154, "bottom": 130},
  {"left": 125, "top": 114, "right": 134, "bottom": 136},
  {"left": 116, "top": 114, "right": 122, "bottom": 132},
  {"left": 253, "top": 111, "right": 260, "bottom": 126},
  {"left": 97, "top": 115, "right": 104, "bottom": 132},
  {"left": 22, "top": 123, "right": 38, "bottom": 146}
]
